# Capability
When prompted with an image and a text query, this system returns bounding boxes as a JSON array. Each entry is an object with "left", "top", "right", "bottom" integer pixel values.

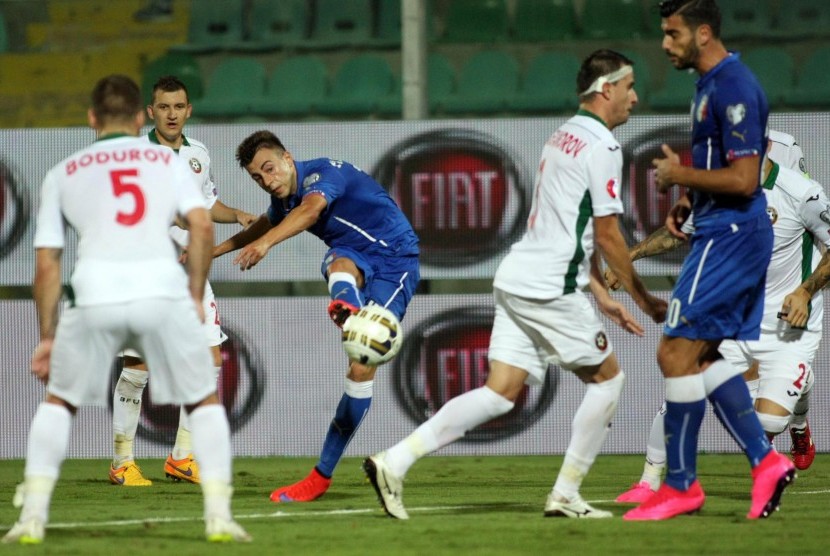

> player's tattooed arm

[
  {"left": 630, "top": 226, "right": 685, "bottom": 261},
  {"left": 781, "top": 250, "right": 830, "bottom": 328}
]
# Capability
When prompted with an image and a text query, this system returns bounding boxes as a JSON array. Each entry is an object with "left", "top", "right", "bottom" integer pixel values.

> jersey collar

[
  {"left": 698, "top": 51, "right": 740, "bottom": 88},
  {"left": 147, "top": 128, "right": 191, "bottom": 151},
  {"left": 96, "top": 133, "right": 132, "bottom": 142},
  {"left": 762, "top": 161, "right": 779, "bottom": 190},
  {"left": 576, "top": 108, "right": 608, "bottom": 128}
]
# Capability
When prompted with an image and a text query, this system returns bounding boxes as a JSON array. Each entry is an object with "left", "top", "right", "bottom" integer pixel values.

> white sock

[
  {"left": 385, "top": 386, "right": 514, "bottom": 478},
  {"left": 642, "top": 402, "right": 666, "bottom": 489},
  {"left": 790, "top": 369, "right": 813, "bottom": 429},
  {"left": 112, "top": 367, "right": 148, "bottom": 466},
  {"left": 21, "top": 403, "right": 72, "bottom": 523},
  {"left": 553, "top": 372, "right": 624, "bottom": 501},
  {"left": 190, "top": 404, "right": 233, "bottom": 521},
  {"left": 172, "top": 405, "right": 192, "bottom": 460}
]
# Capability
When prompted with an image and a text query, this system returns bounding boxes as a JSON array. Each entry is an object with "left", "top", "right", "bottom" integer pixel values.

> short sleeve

[
  {"left": 714, "top": 80, "right": 766, "bottom": 162},
  {"left": 173, "top": 158, "right": 207, "bottom": 216},
  {"left": 33, "top": 169, "right": 65, "bottom": 249},
  {"left": 301, "top": 162, "right": 346, "bottom": 205},
  {"left": 798, "top": 182, "right": 830, "bottom": 250},
  {"left": 585, "top": 141, "right": 625, "bottom": 217}
]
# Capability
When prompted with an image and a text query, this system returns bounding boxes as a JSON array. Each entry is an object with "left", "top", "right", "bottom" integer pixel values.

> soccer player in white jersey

[
  {"left": 2, "top": 75, "right": 249, "bottom": 544},
  {"left": 611, "top": 131, "right": 824, "bottom": 504},
  {"left": 109, "top": 75, "right": 257, "bottom": 487},
  {"left": 362, "top": 49, "right": 666, "bottom": 520}
]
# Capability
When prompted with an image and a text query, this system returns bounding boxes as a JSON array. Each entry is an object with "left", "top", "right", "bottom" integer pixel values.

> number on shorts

[
  {"left": 110, "top": 169, "right": 146, "bottom": 226},
  {"left": 666, "top": 298, "right": 682, "bottom": 328},
  {"left": 210, "top": 300, "right": 221, "bottom": 326},
  {"left": 793, "top": 363, "right": 807, "bottom": 389}
]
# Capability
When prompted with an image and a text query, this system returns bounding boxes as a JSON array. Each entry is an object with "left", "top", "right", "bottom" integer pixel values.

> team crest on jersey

[
  {"left": 595, "top": 332, "right": 608, "bottom": 351},
  {"left": 606, "top": 177, "right": 619, "bottom": 199},
  {"left": 303, "top": 173, "right": 321, "bottom": 189},
  {"left": 726, "top": 103, "right": 746, "bottom": 126},
  {"left": 189, "top": 158, "right": 202, "bottom": 173},
  {"left": 766, "top": 205, "right": 778, "bottom": 225},
  {"left": 695, "top": 95, "right": 709, "bottom": 122}
]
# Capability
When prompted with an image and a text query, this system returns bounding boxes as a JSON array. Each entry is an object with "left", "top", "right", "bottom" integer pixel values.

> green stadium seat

[
  {"left": 196, "top": 57, "right": 267, "bottom": 118},
  {"left": 512, "top": 0, "right": 577, "bottom": 42},
  {"left": 786, "top": 47, "right": 830, "bottom": 108},
  {"left": 310, "top": 0, "right": 373, "bottom": 48},
  {"left": 440, "top": 0, "right": 509, "bottom": 43},
  {"left": 509, "top": 51, "right": 580, "bottom": 113},
  {"left": 619, "top": 50, "right": 652, "bottom": 105},
  {"left": 443, "top": 50, "right": 518, "bottom": 114},
  {"left": 773, "top": 0, "right": 830, "bottom": 40},
  {"left": 237, "top": 0, "right": 308, "bottom": 51},
  {"left": 378, "top": 52, "right": 456, "bottom": 116},
  {"left": 720, "top": 0, "right": 773, "bottom": 41},
  {"left": 648, "top": 69, "right": 696, "bottom": 112},
  {"left": 371, "top": 0, "right": 402, "bottom": 47},
  {"left": 741, "top": 48, "right": 794, "bottom": 109},
  {"left": 580, "top": 0, "right": 646, "bottom": 40},
  {"left": 0, "top": 10, "right": 7, "bottom": 53},
  {"left": 169, "top": 0, "right": 244, "bottom": 53},
  {"left": 141, "top": 52, "right": 205, "bottom": 103},
  {"left": 250, "top": 55, "right": 327, "bottom": 117},
  {"left": 319, "top": 54, "right": 395, "bottom": 115}
]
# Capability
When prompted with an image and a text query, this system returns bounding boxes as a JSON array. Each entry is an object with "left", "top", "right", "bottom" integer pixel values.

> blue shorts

[
  {"left": 665, "top": 213, "right": 772, "bottom": 341},
  {"left": 321, "top": 247, "right": 420, "bottom": 321}
]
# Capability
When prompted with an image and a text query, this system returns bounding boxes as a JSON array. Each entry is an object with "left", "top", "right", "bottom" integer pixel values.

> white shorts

[
  {"left": 121, "top": 280, "right": 226, "bottom": 358},
  {"left": 488, "top": 288, "right": 612, "bottom": 385},
  {"left": 48, "top": 297, "right": 217, "bottom": 407},
  {"left": 719, "top": 328, "right": 820, "bottom": 412}
]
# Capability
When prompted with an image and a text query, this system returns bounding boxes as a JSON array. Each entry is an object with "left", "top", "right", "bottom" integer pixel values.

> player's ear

[
  {"left": 185, "top": 103, "right": 193, "bottom": 119},
  {"left": 146, "top": 104, "right": 155, "bottom": 121},
  {"left": 87, "top": 108, "right": 97, "bottom": 130}
]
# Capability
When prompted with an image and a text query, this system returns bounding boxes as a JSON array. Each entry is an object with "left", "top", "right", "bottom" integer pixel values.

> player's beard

[{"left": 670, "top": 41, "right": 699, "bottom": 71}]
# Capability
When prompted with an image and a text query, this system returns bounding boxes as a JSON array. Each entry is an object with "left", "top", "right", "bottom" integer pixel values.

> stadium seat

[
  {"left": 318, "top": 54, "right": 395, "bottom": 115},
  {"left": 786, "top": 47, "right": 830, "bottom": 108},
  {"left": 309, "top": 0, "right": 373, "bottom": 48},
  {"left": 443, "top": 50, "right": 518, "bottom": 114},
  {"left": 580, "top": 0, "right": 646, "bottom": 40},
  {"left": 439, "top": 0, "right": 509, "bottom": 43},
  {"left": 719, "top": 0, "right": 773, "bottom": 41},
  {"left": 512, "top": 0, "right": 577, "bottom": 42},
  {"left": 509, "top": 51, "right": 581, "bottom": 113},
  {"left": 619, "top": 50, "right": 653, "bottom": 105},
  {"left": 169, "top": 0, "right": 244, "bottom": 53},
  {"left": 0, "top": 10, "right": 7, "bottom": 53},
  {"left": 648, "top": 69, "right": 696, "bottom": 112},
  {"left": 741, "top": 48, "right": 795, "bottom": 109},
  {"left": 371, "top": 0, "right": 402, "bottom": 47},
  {"left": 250, "top": 55, "right": 327, "bottom": 117},
  {"left": 237, "top": 0, "right": 308, "bottom": 51},
  {"left": 196, "top": 57, "right": 267, "bottom": 118},
  {"left": 773, "top": 0, "right": 830, "bottom": 40},
  {"left": 141, "top": 52, "right": 204, "bottom": 103},
  {"left": 378, "top": 52, "right": 456, "bottom": 116}
]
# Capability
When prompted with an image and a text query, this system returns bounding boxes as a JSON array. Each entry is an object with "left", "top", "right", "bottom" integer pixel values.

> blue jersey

[
  {"left": 690, "top": 53, "right": 769, "bottom": 227},
  {"left": 267, "top": 158, "right": 419, "bottom": 259}
]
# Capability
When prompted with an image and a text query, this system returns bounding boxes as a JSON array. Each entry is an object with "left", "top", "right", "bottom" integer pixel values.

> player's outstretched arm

[
  {"left": 604, "top": 225, "right": 687, "bottom": 290},
  {"left": 214, "top": 215, "right": 272, "bottom": 258},
  {"left": 209, "top": 199, "right": 259, "bottom": 227},
  {"left": 594, "top": 214, "right": 667, "bottom": 323}
]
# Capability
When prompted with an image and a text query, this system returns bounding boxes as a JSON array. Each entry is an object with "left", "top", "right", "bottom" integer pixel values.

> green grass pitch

[{"left": 0, "top": 454, "right": 827, "bottom": 554}]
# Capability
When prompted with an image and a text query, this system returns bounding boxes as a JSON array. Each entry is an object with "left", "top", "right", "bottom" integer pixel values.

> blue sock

[
  {"left": 328, "top": 271, "right": 363, "bottom": 308},
  {"left": 707, "top": 374, "right": 771, "bottom": 467},
  {"left": 316, "top": 380, "right": 372, "bottom": 477},
  {"left": 663, "top": 375, "right": 706, "bottom": 491}
]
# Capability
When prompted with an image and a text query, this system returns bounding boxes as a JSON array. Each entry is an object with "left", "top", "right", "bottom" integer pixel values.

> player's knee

[{"left": 756, "top": 411, "right": 789, "bottom": 436}]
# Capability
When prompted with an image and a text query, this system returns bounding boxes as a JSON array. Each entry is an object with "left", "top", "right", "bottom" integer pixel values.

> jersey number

[{"left": 111, "top": 169, "right": 146, "bottom": 226}]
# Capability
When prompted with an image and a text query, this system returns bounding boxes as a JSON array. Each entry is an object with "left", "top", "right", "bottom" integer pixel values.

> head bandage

[{"left": 579, "top": 65, "right": 633, "bottom": 97}]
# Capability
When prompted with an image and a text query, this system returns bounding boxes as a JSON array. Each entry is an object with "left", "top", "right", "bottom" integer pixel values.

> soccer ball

[{"left": 341, "top": 305, "right": 403, "bottom": 366}]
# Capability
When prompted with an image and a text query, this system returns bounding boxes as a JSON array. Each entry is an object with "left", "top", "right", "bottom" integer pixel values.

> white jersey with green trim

[
  {"left": 33, "top": 135, "right": 206, "bottom": 306},
  {"left": 761, "top": 163, "right": 830, "bottom": 332},
  {"left": 494, "top": 113, "right": 624, "bottom": 299},
  {"left": 143, "top": 130, "right": 217, "bottom": 248}
]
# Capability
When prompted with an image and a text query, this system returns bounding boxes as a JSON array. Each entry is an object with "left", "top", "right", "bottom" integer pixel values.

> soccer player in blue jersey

[
  {"left": 214, "top": 130, "right": 420, "bottom": 502},
  {"left": 624, "top": 0, "right": 796, "bottom": 521}
]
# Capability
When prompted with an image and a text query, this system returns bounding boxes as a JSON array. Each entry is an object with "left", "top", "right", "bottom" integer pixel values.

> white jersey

[
  {"left": 144, "top": 130, "right": 218, "bottom": 248},
  {"left": 494, "top": 112, "right": 624, "bottom": 299},
  {"left": 34, "top": 135, "right": 206, "bottom": 306},
  {"left": 760, "top": 163, "right": 830, "bottom": 332}
]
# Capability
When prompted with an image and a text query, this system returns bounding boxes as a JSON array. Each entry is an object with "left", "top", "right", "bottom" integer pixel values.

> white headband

[{"left": 579, "top": 65, "right": 633, "bottom": 97}]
